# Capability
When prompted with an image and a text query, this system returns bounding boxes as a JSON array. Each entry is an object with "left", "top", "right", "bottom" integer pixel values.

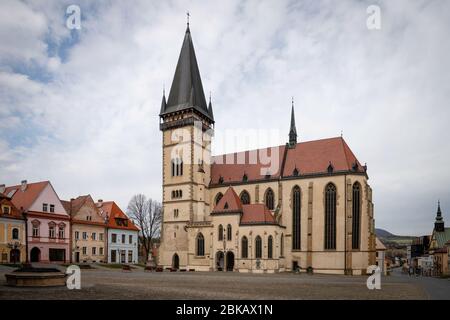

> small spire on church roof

[{"left": 288, "top": 98, "right": 297, "bottom": 147}]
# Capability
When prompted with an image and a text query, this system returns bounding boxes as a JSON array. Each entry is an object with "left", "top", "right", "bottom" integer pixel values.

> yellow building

[
  {"left": 62, "top": 195, "right": 107, "bottom": 263},
  {"left": 0, "top": 190, "right": 26, "bottom": 263},
  {"left": 158, "top": 25, "right": 376, "bottom": 274}
]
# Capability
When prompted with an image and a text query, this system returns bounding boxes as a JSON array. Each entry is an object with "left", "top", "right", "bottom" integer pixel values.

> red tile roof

[
  {"left": 0, "top": 193, "right": 24, "bottom": 219},
  {"left": 3, "top": 181, "right": 49, "bottom": 211},
  {"left": 96, "top": 201, "right": 139, "bottom": 231},
  {"left": 212, "top": 187, "right": 242, "bottom": 213},
  {"left": 241, "top": 204, "right": 277, "bottom": 225},
  {"left": 211, "top": 137, "right": 364, "bottom": 184}
]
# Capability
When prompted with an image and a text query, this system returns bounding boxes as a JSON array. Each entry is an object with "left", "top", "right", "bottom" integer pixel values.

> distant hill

[{"left": 375, "top": 228, "right": 416, "bottom": 248}]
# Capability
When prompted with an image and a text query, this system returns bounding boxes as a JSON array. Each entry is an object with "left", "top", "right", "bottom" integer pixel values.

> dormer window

[
  {"left": 2, "top": 205, "right": 10, "bottom": 215},
  {"left": 352, "top": 162, "right": 359, "bottom": 172},
  {"left": 327, "top": 162, "right": 334, "bottom": 174},
  {"left": 218, "top": 176, "right": 224, "bottom": 184},
  {"left": 224, "top": 202, "right": 229, "bottom": 210},
  {"left": 242, "top": 173, "right": 248, "bottom": 182},
  {"left": 293, "top": 167, "right": 299, "bottom": 176}
]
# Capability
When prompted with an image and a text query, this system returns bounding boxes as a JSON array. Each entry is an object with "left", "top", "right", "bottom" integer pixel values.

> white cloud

[{"left": 0, "top": 0, "right": 449, "bottom": 236}]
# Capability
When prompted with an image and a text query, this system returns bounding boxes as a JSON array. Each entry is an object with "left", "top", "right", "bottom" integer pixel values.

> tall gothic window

[
  {"left": 218, "top": 224, "right": 223, "bottom": 241},
  {"left": 292, "top": 186, "right": 301, "bottom": 250},
  {"left": 265, "top": 188, "right": 275, "bottom": 210},
  {"left": 324, "top": 183, "right": 337, "bottom": 250},
  {"left": 196, "top": 233, "right": 205, "bottom": 256},
  {"left": 215, "top": 193, "right": 223, "bottom": 205},
  {"left": 227, "top": 224, "right": 232, "bottom": 241},
  {"left": 352, "top": 182, "right": 361, "bottom": 250},
  {"left": 255, "top": 236, "right": 262, "bottom": 258},
  {"left": 241, "top": 236, "right": 248, "bottom": 258},
  {"left": 240, "top": 190, "right": 250, "bottom": 205},
  {"left": 171, "top": 158, "right": 183, "bottom": 176},
  {"left": 280, "top": 233, "right": 284, "bottom": 256},
  {"left": 268, "top": 235, "right": 273, "bottom": 259}
]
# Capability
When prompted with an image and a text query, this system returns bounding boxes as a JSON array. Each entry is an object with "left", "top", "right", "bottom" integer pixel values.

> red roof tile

[
  {"left": 240, "top": 204, "right": 276, "bottom": 225},
  {"left": 212, "top": 187, "right": 242, "bottom": 213},
  {"left": 96, "top": 201, "right": 139, "bottom": 231},
  {"left": 211, "top": 137, "right": 364, "bottom": 184},
  {"left": 4, "top": 181, "right": 49, "bottom": 211},
  {"left": 0, "top": 193, "right": 23, "bottom": 219}
]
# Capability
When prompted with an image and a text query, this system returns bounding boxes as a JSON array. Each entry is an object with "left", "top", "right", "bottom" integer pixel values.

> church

[{"left": 158, "top": 23, "right": 376, "bottom": 275}]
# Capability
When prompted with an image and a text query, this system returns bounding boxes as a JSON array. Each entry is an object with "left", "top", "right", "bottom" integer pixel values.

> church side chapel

[{"left": 158, "top": 21, "right": 376, "bottom": 275}]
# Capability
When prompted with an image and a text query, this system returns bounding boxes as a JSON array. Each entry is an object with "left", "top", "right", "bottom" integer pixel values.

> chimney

[
  {"left": 97, "top": 199, "right": 103, "bottom": 208},
  {"left": 0, "top": 184, "right": 5, "bottom": 194},
  {"left": 21, "top": 180, "right": 27, "bottom": 192}
]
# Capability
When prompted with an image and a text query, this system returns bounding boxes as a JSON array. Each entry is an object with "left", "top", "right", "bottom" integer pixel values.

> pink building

[{"left": 4, "top": 180, "right": 70, "bottom": 263}]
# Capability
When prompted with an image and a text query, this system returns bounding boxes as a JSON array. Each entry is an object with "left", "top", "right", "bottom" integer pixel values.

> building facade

[
  {"left": 0, "top": 191, "right": 26, "bottom": 263},
  {"left": 97, "top": 201, "right": 139, "bottom": 264},
  {"left": 3, "top": 181, "right": 70, "bottom": 263},
  {"left": 158, "top": 25, "right": 376, "bottom": 274},
  {"left": 429, "top": 201, "right": 450, "bottom": 275},
  {"left": 63, "top": 195, "right": 108, "bottom": 263}
]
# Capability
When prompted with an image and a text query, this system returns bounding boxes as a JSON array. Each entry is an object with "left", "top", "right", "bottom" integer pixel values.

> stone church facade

[{"left": 158, "top": 24, "right": 376, "bottom": 275}]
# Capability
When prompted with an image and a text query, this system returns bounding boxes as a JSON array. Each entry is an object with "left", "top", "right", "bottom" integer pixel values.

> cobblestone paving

[{"left": 0, "top": 267, "right": 431, "bottom": 300}]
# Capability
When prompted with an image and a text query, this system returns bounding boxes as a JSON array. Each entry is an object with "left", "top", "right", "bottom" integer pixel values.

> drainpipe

[{"left": 23, "top": 208, "right": 29, "bottom": 264}]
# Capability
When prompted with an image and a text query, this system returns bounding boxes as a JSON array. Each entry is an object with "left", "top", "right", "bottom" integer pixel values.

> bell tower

[{"left": 158, "top": 23, "right": 214, "bottom": 269}]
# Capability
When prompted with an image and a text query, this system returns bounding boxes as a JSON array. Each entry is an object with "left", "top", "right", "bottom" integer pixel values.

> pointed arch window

[
  {"left": 215, "top": 193, "right": 223, "bottom": 205},
  {"left": 241, "top": 236, "right": 248, "bottom": 258},
  {"left": 292, "top": 186, "right": 301, "bottom": 250},
  {"left": 325, "top": 183, "right": 337, "bottom": 250},
  {"left": 255, "top": 236, "right": 262, "bottom": 258},
  {"left": 268, "top": 235, "right": 273, "bottom": 259},
  {"left": 352, "top": 182, "right": 361, "bottom": 250},
  {"left": 227, "top": 224, "right": 232, "bottom": 241},
  {"left": 218, "top": 224, "right": 223, "bottom": 241},
  {"left": 240, "top": 190, "right": 250, "bottom": 205},
  {"left": 196, "top": 233, "right": 205, "bottom": 256},
  {"left": 171, "top": 158, "right": 183, "bottom": 176},
  {"left": 280, "top": 233, "right": 284, "bottom": 257},
  {"left": 265, "top": 188, "right": 275, "bottom": 210}
]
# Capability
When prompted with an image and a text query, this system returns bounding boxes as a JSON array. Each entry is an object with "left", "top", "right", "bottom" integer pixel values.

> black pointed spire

[
  {"left": 160, "top": 22, "right": 213, "bottom": 123},
  {"left": 288, "top": 98, "right": 297, "bottom": 147},
  {"left": 435, "top": 200, "right": 445, "bottom": 232},
  {"left": 208, "top": 92, "right": 214, "bottom": 121},
  {"left": 160, "top": 87, "right": 167, "bottom": 115}
]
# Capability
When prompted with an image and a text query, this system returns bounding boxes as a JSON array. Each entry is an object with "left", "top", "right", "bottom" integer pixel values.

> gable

[
  {"left": 28, "top": 183, "right": 68, "bottom": 216},
  {"left": 72, "top": 196, "right": 104, "bottom": 223}
]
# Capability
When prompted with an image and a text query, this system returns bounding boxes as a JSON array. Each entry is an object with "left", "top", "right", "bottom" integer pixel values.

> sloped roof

[
  {"left": 96, "top": 201, "right": 139, "bottom": 231},
  {"left": 160, "top": 26, "right": 213, "bottom": 122},
  {"left": 211, "top": 137, "right": 364, "bottom": 185},
  {"left": 241, "top": 204, "right": 277, "bottom": 225},
  {"left": 212, "top": 187, "right": 242, "bottom": 213},
  {"left": 434, "top": 227, "right": 450, "bottom": 248},
  {"left": 3, "top": 181, "right": 49, "bottom": 211},
  {"left": 376, "top": 237, "right": 387, "bottom": 250},
  {"left": 0, "top": 193, "right": 23, "bottom": 219}
]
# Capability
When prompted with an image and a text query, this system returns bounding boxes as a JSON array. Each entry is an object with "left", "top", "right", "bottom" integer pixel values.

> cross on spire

[{"left": 187, "top": 11, "right": 190, "bottom": 26}]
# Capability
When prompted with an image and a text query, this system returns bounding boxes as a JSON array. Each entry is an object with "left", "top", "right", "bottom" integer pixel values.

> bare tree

[{"left": 127, "top": 194, "right": 162, "bottom": 263}]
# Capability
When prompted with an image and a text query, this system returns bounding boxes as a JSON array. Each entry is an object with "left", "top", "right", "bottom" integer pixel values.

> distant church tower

[
  {"left": 434, "top": 201, "right": 445, "bottom": 232},
  {"left": 158, "top": 23, "right": 214, "bottom": 269}
]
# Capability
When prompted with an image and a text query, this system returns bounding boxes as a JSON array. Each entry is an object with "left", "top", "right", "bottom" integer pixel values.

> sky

[{"left": 0, "top": 0, "right": 449, "bottom": 236}]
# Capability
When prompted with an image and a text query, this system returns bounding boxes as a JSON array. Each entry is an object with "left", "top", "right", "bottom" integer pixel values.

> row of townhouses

[{"left": 0, "top": 180, "right": 139, "bottom": 264}]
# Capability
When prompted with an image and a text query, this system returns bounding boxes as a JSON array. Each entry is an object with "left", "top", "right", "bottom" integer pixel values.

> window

[
  {"left": 42, "top": 203, "right": 48, "bottom": 212},
  {"left": 122, "top": 234, "right": 125, "bottom": 243},
  {"left": 129, "top": 235, "right": 133, "bottom": 244},
  {"left": 92, "top": 247, "right": 96, "bottom": 255},
  {"left": 112, "top": 234, "right": 117, "bottom": 243},
  {"left": 128, "top": 250, "right": 133, "bottom": 263},
  {"left": 172, "top": 190, "right": 183, "bottom": 199},
  {"left": 99, "top": 247, "right": 104, "bottom": 255},
  {"left": 352, "top": 182, "right": 361, "bottom": 250},
  {"left": 196, "top": 233, "right": 205, "bottom": 256},
  {"left": 99, "top": 233, "right": 104, "bottom": 241},
  {"left": 215, "top": 193, "right": 223, "bottom": 205},
  {"left": 227, "top": 224, "right": 232, "bottom": 241},
  {"left": 240, "top": 190, "right": 250, "bottom": 205},
  {"left": 82, "top": 247, "right": 87, "bottom": 255},
  {"left": 92, "top": 233, "right": 96, "bottom": 241},
  {"left": 75, "top": 231, "right": 79, "bottom": 240},
  {"left": 82, "top": 232, "right": 87, "bottom": 240},
  {"left": 292, "top": 186, "right": 301, "bottom": 250},
  {"left": 12, "top": 228, "right": 19, "bottom": 240},
  {"left": 2, "top": 206, "right": 10, "bottom": 215},
  {"left": 50, "top": 204, "right": 55, "bottom": 213},
  {"left": 255, "top": 236, "right": 262, "bottom": 259},
  {"left": 32, "top": 223, "right": 40, "bottom": 237},
  {"left": 111, "top": 250, "right": 116, "bottom": 263},
  {"left": 171, "top": 158, "right": 183, "bottom": 176},
  {"left": 265, "top": 188, "right": 275, "bottom": 210},
  {"left": 49, "top": 225, "right": 56, "bottom": 239},
  {"left": 280, "top": 233, "right": 284, "bottom": 256},
  {"left": 218, "top": 224, "right": 223, "bottom": 241},
  {"left": 121, "top": 250, "right": 126, "bottom": 263},
  {"left": 325, "top": 183, "right": 337, "bottom": 250},
  {"left": 58, "top": 226, "right": 65, "bottom": 239},
  {"left": 268, "top": 235, "right": 273, "bottom": 259},
  {"left": 174, "top": 209, "right": 179, "bottom": 218},
  {"left": 241, "top": 236, "right": 248, "bottom": 258}
]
